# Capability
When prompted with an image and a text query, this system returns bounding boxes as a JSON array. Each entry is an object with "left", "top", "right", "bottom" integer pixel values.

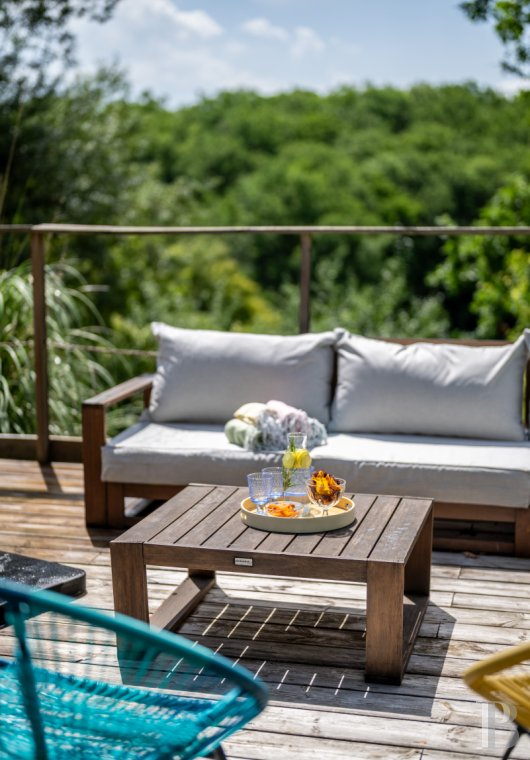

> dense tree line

[
  {"left": 7, "top": 79, "right": 530, "bottom": 337},
  {"left": 123, "top": 84, "right": 530, "bottom": 339}
]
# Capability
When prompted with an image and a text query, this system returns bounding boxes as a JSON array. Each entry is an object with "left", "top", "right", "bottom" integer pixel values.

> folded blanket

[
  {"left": 251, "top": 409, "right": 326, "bottom": 452},
  {"left": 233, "top": 402, "right": 267, "bottom": 425},
  {"left": 224, "top": 417, "right": 255, "bottom": 448},
  {"left": 266, "top": 399, "right": 303, "bottom": 422},
  {"left": 226, "top": 399, "right": 327, "bottom": 452}
]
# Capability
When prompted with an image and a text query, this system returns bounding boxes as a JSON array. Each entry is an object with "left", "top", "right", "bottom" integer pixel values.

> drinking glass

[
  {"left": 262, "top": 467, "right": 284, "bottom": 500},
  {"left": 247, "top": 472, "right": 273, "bottom": 514},
  {"left": 287, "top": 432, "right": 307, "bottom": 450},
  {"left": 283, "top": 433, "right": 312, "bottom": 501}
]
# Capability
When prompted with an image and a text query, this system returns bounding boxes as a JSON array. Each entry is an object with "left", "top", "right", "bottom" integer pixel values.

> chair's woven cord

[{"left": 10, "top": 606, "right": 48, "bottom": 759}]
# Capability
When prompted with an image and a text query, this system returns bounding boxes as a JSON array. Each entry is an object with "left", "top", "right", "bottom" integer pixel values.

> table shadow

[{"left": 117, "top": 586, "right": 456, "bottom": 719}]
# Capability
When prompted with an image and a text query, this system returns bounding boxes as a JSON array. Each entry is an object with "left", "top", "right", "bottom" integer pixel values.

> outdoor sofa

[{"left": 82, "top": 324, "right": 530, "bottom": 556}]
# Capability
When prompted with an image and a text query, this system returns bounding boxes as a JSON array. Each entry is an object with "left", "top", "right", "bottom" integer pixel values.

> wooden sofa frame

[{"left": 82, "top": 339, "right": 530, "bottom": 557}]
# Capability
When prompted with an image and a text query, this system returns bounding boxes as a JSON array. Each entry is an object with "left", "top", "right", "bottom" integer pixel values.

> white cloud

[
  {"left": 120, "top": 0, "right": 222, "bottom": 39},
  {"left": 291, "top": 27, "right": 325, "bottom": 59},
  {"left": 71, "top": 3, "right": 330, "bottom": 105},
  {"left": 495, "top": 77, "right": 527, "bottom": 96},
  {"left": 134, "top": 47, "right": 282, "bottom": 104},
  {"left": 224, "top": 41, "right": 249, "bottom": 57},
  {"left": 242, "top": 17, "right": 288, "bottom": 42}
]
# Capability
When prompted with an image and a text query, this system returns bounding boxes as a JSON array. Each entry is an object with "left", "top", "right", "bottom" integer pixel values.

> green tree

[
  {"left": 0, "top": 0, "right": 124, "bottom": 230},
  {"left": 461, "top": 0, "right": 530, "bottom": 76},
  {"left": 0, "top": 0, "right": 120, "bottom": 98},
  {"left": 430, "top": 175, "right": 530, "bottom": 338},
  {"left": 106, "top": 236, "right": 284, "bottom": 360},
  {"left": 0, "top": 260, "right": 119, "bottom": 434},
  {"left": 1, "top": 71, "right": 135, "bottom": 231}
]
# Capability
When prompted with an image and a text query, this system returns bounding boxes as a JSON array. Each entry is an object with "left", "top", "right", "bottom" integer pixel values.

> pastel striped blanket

[{"left": 224, "top": 400, "right": 327, "bottom": 452}]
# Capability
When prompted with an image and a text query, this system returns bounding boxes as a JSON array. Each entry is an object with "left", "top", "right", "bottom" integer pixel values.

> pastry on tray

[{"left": 266, "top": 501, "right": 302, "bottom": 518}]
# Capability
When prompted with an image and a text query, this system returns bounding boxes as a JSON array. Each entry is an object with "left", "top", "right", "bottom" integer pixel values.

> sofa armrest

[
  {"left": 82, "top": 374, "right": 153, "bottom": 526},
  {"left": 83, "top": 374, "right": 154, "bottom": 409}
]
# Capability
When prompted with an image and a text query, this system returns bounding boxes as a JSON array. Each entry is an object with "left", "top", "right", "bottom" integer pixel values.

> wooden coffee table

[{"left": 110, "top": 484, "right": 433, "bottom": 684}]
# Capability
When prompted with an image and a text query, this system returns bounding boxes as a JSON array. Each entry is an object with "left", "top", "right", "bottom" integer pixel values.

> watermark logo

[{"left": 481, "top": 701, "right": 517, "bottom": 751}]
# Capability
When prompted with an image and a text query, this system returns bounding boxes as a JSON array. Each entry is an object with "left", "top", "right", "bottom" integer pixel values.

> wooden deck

[{"left": 1, "top": 458, "right": 530, "bottom": 759}]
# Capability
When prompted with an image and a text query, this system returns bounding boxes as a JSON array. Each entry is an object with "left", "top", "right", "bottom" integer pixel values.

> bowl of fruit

[{"left": 306, "top": 470, "right": 346, "bottom": 515}]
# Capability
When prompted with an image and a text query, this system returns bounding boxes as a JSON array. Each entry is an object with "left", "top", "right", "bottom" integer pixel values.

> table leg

[
  {"left": 399, "top": 509, "right": 432, "bottom": 676},
  {"left": 366, "top": 561, "right": 405, "bottom": 683},
  {"left": 365, "top": 511, "right": 433, "bottom": 684},
  {"left": 405, "top": 508, "right": 433, "bottom": 596},
  {"left": 110, "top": 541, "right": 149, "bottom": 622},
  {"left": 151, "top": 570, "right": 216, "bottom": 631}
]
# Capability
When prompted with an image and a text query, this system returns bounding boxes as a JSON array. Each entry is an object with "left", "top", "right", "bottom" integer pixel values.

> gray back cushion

[
  {"left": 330, "top": 331, "right": 530, "bottom": 440},
  {"left": 148, "top": 323, "right": 338, "bottom": 425}
]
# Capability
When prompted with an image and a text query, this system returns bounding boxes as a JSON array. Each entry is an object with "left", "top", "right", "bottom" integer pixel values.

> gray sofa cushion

[
  {"left": 148, "top": 323, "right": 337, "bottom": 425},
  {"left": 102, "top": 422, "right": 281, "bottom": 486},
  {"left": 310, "top": 433, "right": 530, "bottom": 508},
  {"left": 102, "top": 423, "right": 530, "bottom": 508},
  {"left": 330, "top": 331, "right": 530, "bottom": 441}
]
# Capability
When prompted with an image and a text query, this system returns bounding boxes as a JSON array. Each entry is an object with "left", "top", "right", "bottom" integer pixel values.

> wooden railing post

[
  {"left": 31, "top": 230, "right": 50, "bottom": 463},
  {"left": 299, "top": 233, "right": 312, "bottom": 333}
]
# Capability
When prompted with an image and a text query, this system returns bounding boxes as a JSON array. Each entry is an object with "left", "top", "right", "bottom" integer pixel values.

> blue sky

[{"left": 72, "top": 1, "right": 522, "bottom": 107}]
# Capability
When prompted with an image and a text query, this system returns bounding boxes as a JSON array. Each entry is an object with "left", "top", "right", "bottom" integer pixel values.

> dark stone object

[{"left": 0, "top": 552, "right": 86, "bottom": 626}]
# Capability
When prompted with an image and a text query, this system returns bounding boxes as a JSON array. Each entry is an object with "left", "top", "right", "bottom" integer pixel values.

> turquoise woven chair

[{"left": 0, "top": 579, "right": 268, "bottom": 759}]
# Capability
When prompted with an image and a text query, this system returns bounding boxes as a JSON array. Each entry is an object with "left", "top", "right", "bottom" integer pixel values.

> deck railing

[{"left": 2, "top": 222, "right": 530, "bottom": 464}]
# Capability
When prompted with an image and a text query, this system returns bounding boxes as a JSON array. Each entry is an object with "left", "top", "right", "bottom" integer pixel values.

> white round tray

[{"left": 240, "top": 496, "right": 355, "bottom": 534}]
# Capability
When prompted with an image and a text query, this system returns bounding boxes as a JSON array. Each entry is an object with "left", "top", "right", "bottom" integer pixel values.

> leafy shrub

[{"left": 0, "top": 259, "right": 120, "bottom": 435}]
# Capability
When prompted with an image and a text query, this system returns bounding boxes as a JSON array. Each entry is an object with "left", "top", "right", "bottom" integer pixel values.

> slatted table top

[{"left": 114, "top": 484, "right": 432, "bottom": 583}]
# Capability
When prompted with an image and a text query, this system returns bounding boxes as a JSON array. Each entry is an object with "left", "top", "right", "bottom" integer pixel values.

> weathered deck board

[{"left": 1, "top": 458, "right": 530, "bottom": 759}]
